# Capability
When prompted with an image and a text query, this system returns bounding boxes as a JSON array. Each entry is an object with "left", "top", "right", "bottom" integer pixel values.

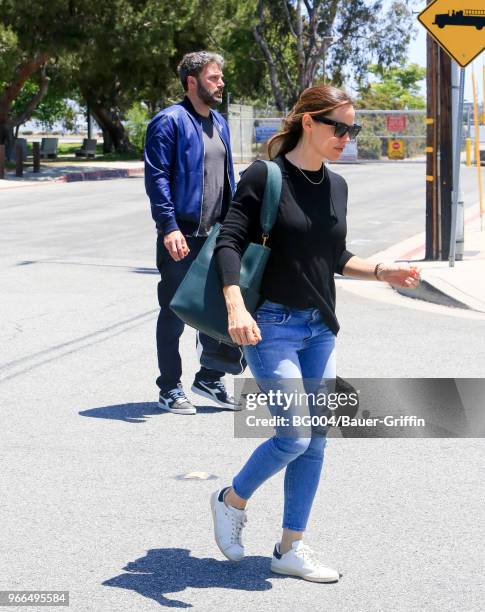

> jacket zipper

[
  {"left": 216, "top": 120, "right": 232, "bottom": 196},
  {"left": 194, "top": 120, "right": 205, "bottom": 237}
]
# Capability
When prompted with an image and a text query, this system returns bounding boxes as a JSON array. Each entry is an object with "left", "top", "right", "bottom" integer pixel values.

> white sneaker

[
  {"left": 210, "top": 487, "right": 247, "bottom": 561},
  {"left": 270, "top": 540, "right": 340, "bottom": 583}
]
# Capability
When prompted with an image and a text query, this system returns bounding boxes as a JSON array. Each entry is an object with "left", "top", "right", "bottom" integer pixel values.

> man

[{"left": 145, "top": 51, "right": 244, "bottom": 415}]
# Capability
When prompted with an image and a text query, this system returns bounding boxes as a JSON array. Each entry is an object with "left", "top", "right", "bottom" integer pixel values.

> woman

[{"left": 210, "top": 86, "right": 420, "bottom": 582}]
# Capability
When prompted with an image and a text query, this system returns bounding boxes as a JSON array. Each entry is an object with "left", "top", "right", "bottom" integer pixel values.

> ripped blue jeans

[{"left": 232, "top": 300, "right": 336, "bottom": 532}]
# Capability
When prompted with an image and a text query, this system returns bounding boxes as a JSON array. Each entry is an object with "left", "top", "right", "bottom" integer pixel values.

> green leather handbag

[{"left": 169, "top": 160, "right": 282, "bottom": 345}]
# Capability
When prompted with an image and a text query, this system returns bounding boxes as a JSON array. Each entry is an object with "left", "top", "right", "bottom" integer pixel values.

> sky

[{"left": 406, "top": 1, "right": 484, "bottom": 105}]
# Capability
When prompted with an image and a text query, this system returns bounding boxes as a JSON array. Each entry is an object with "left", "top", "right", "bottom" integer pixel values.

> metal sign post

[{"left": 449, "top": 65, "right": 465, "bottom": 267}]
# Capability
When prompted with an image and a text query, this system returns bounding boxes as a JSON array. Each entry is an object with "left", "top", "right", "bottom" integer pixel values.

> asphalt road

[
  {"left": 333, "top": 161, "right": 482, "bottom": 258},
  {"left": 0, "top": 165, "right": 484, "bottom": 611}
]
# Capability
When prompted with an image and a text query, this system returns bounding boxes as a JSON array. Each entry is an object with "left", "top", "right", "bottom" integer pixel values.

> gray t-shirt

[{"left": 198, "top": 115, "right": 227, "bottom": 236}]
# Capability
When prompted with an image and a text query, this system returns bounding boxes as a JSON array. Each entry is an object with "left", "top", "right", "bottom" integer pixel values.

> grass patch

[{"left": 57, "top": 143, "right": 81, "bottom": 155}]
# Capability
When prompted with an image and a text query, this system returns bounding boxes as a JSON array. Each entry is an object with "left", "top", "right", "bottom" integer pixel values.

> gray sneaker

[{"left": 158, "top": 384, "right": 196, "bottom": 415}]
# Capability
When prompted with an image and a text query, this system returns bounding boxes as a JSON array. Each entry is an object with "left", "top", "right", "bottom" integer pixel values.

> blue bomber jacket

[{"left": 144, "top": 97, "right": 236, "bottom": 236}]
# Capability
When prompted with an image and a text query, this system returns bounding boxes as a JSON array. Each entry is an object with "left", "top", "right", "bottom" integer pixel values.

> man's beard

[{"left": 196, "top": 80, "right": 223, "bottom": 108}]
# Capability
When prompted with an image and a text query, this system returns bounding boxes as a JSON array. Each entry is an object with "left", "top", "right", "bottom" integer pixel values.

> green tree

[
  {"left": 357, "top": 63, "right": 426, "bottom": 110},
  {"left": 74, "top": 0, "right": 268, "bottom": 151},
  {"left": 0, "top": 0, "right": 95, "bottom": 150},
  {"left": 156, "top": 0, "right": 271, "bottom": 109},
  {"left": 10, "top": 59, "right": 80, "bottom": 134},
  {"left": 72, "top": 0, "right": 195, "bottom": 152},
  {"left": 125, "top": 102, "right": 150, "bottom": 154},
  {"left": 0, "top": 23, "right": 49, "bottom": 150},
  {"left": 251, "top": 0, "right": 418, "bottom": 109},
  {"left": 1, "top": 0, "right": 274, "bottom": 154}
]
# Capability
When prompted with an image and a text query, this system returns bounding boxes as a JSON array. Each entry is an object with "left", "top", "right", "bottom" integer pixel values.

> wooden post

[
  {"left": 439, "top": 49, "right": 453, "bottom": 261},
  {"left": 15, "top": 144, "right": 23, "bottom": 177},
  {"left": 425, "top": 34, "right": 439, "bottom": 260},
  {"left": 33, "top": 142, "right": 40, "bottom": 173},
  {"left": 0, "top": 144, "right": 5, "bottom": 179}
]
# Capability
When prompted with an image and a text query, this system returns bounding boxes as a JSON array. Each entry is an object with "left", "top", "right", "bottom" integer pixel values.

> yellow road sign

[
  {"left": 418, "top": 0, "right": 485, "bottom": 67},
  {"left": 388, "top": 139, "right": 405, "bottom": 160}
]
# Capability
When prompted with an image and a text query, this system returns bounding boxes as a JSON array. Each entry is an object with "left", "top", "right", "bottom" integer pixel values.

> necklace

[{"left": 295, "top": 163, "right": 325, "bottom": 185}]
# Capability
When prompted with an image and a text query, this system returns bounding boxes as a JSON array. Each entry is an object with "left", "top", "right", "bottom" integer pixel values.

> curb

[
  {"left": 395, "top": 266, "right": 485, "bottom": 313},
  {"left": 372, "top": 206, "right": 484, "bottom": 313},
  {"left": 59, "top": 167, "right": 144, "bottom": 183},
  {"left": 396, "top": 279, "right": 473, "bottom": 311},
  {"left": 0, "top": 166, "right": 144, "bottom": 189}
]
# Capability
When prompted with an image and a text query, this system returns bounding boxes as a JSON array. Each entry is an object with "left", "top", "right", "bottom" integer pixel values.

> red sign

[
  {"left": 392, "top": 141, "right": 401, "bottom": 150},
  {"left": 386, "top": 115, "right": 406, "bottom": 132}
]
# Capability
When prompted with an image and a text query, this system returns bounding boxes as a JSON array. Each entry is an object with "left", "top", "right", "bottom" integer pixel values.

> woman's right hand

[
  {"left": 228, "top": 307, "right": 262, "bottom": 346},
  {"left": 223, "top": 285, "right": 262, "bottom": 345},
  {"left": 228, "top": 308, "right": 261, "bottom": 345}
]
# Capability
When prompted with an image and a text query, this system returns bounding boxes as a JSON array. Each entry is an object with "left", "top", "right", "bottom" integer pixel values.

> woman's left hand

[{"left": 377, "top": 264, "right": 421, "bottom": 289}]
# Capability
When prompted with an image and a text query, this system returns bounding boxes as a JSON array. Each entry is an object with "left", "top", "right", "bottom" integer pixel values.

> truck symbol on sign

[{"left": 434, "top": 9, "right": 485, "bottom": 30}]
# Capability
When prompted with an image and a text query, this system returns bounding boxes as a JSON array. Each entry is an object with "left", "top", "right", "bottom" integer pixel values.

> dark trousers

[{"left": 156, "top": 234, "right": 244, "bottom": 392}]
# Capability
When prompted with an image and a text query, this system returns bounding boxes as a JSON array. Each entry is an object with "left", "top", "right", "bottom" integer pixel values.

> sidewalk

[
  {"left": 0, "top": 160, "right": 144, "bottom": 189},
  {"left": 0, "top": 161, "right": 252, "bottom": 189},
  {"left": 373, "top": 205, "right": 485, "bottom": 313}
]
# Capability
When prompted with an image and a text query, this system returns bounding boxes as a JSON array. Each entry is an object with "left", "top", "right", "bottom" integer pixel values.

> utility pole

[
  {"left": 439, "top": 49, "right": 453, "bottom": 260},
  {"left": 425, "top": 38, "right": 454, "bottom": 261},
  {"left": 419, "top": 0, "right": 485, "bottom": 260}
]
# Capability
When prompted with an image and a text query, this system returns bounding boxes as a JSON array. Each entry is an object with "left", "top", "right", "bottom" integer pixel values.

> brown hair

[
  {"left": 177, "top": 51, "right": 224, "bottom": 91},
  {"left": 267, "top": 85, "right": 353, "bottom": 159}
]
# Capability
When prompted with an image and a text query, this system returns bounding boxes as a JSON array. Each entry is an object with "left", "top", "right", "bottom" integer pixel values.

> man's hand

[{"left": 164, "top": 230, "right": 190, "bottom": 261}]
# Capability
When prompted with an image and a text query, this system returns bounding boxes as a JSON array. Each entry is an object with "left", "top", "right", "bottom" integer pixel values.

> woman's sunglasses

[{"left": 312, "top": 116, "right": 361, "bottom": 141}]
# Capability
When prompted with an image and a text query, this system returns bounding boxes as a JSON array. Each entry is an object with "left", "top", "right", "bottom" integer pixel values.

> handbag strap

[{"left": 260, "top": 160, "right": 282, "bottom": 244}]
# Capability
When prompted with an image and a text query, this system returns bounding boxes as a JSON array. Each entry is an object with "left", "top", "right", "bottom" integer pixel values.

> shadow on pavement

[
  {"left": 193, "top": 405, "right": 233, "bottom": 414},
  {"left": 79, "top": 402, "right": 229, "bottom": 423},
  {"left": 79, "top": 402, "right": 169, "bottom": 423},
  {"left": 132, "top": 267, "right": 158, "bottom": 275},
  {"left": 103, "top": 547, "right": 274, "bottom": 608}
]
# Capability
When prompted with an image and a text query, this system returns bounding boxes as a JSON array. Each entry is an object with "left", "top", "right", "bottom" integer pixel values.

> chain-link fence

[
  {"left": 227, "top": 105, "right": 427, "bottom": 162},
  {"left": 356, "top": 110, "right": 426, "bottom": 160}
]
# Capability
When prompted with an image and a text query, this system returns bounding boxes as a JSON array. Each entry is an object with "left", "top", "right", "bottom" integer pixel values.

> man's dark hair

[{"left": 177, "top": 51, "right": 224, "bottom": 91}]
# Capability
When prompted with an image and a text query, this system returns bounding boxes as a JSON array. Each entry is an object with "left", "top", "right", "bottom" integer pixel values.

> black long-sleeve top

[{"left": 214, "top": 154, "right": 355, "bottom": 335}]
